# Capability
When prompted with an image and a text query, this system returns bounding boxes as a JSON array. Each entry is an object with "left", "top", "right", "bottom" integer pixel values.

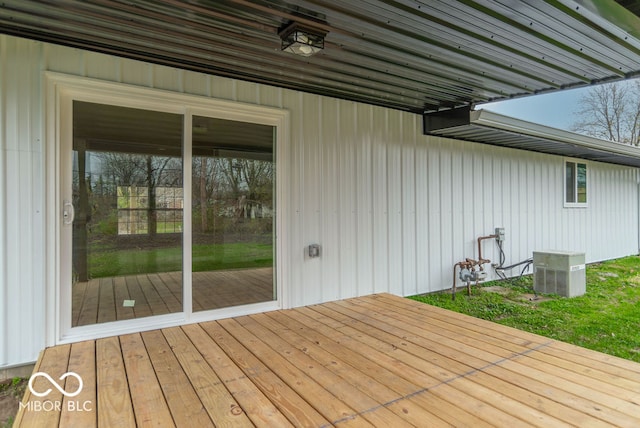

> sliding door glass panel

[
  {"left": 72, "top": 101, "right": 184, "bottom": 326},
  {"left": 191, "top": 116, "right": 275, "bottom": 311}
]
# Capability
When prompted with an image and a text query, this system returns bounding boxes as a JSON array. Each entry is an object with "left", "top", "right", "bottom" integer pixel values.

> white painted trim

[
  {"left": 55, "top": 299, "right": 282, "bottom": 344},
  {"left": 188, "top": 300, "right": 281, "bottom": 324},
  {"left": 275, "top": 110, "right": 290, "bottom": 310},
  {"left": 57, "top": 313, "right": 186, "bottom": 344},
  {"left": 0, "top": 40, "right": 6, "bottom": 367},
  {"left": 44, "top": 72, "right": 289, "bottom": 344},
  {"left": 183, "top": 112, "right": 194, "bottom": 317}
]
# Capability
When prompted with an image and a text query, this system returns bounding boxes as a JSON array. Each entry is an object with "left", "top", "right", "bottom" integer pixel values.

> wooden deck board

[
  {"left": 120, "top": 333, "right": 174, "bottom": 428},
  {"left": 262, "top": 310, "right": 496, "bottom": 427},
  {"left": 16, "top": 344, "right": 70, "bottom": 428},
  {"left": 162, "top": 326, "right": 254, "bottom": 426},
  {"left": 60, "top": 341, "right": 96, "bottom": 428},
  {"left": 16, "top": 293, "right": 640, "bottom": 427},
  {"left": 217, "top": 317, "right": 371, "bottom": 426},
  {"left": 284, "top": 307, "right": 563, "bottom": 427},
  {"left": 298, "top": 306, "right": 572, "bottom": 426},
  {"left": 383, "top": 295, "right": 640, "bottom": 388},
  {"left": 200, "top": 319, "right": 331, "bottom": 427},
  {"left": 240, "top": 313, "right": 415, "bottom": 426},
  {"left": 142, "top": 329, "right": 215, "bottom": 427},
  {"left": 180, "top": 323, "right": 293, "bottom": 428},
  {"left": 96, "top": 336, "right": 136, "bottom": 427}
]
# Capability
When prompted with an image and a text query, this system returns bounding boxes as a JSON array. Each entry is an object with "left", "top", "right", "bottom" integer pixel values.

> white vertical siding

[
  {"left": 0, "top": 34, "right": 5, "bottom": 369},
  {"left": 332, "top": 102, "right": 348, "bottom": 299},
  {"left": 356, "top": 103, "right": 375, "bottom": 297},
  {"left": 401, "top": 114, "right": 418, "bottom": 297},
  {"left": 0, "top": 37, "right": 46, "bottom": 368},
  {"left": 387, "top": 109, "right": 403, "bottom": 296},
  {"left": 1, "top": 34, "right": 639, "bottom": 368}
]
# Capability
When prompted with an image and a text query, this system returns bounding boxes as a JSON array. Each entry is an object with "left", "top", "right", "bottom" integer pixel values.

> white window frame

[
  {"left": 564, "top": 158, "right": 588, "bottom": 208},
  {"left": 45, "top": 72, "right": 290, "bottom": 345}
]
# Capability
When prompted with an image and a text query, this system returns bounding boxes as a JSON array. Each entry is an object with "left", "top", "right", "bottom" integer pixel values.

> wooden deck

[
  {"left": 16, "top": 293, "right": 640, "bottom": 427},
  {"left": 73, "top": 268, "right": 274, "bottom": 326}
]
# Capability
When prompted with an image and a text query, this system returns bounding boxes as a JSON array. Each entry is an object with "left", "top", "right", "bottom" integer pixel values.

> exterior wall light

[{"left": 279, "top": 22, "right": 326, "bottom": 57}]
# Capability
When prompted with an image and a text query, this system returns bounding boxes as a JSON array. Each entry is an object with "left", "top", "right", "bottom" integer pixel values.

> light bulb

[{"left": 298, "top": 44, "right": 313, "bottom": 55}]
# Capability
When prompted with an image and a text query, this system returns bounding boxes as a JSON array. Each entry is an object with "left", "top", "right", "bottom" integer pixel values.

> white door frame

[{"left": 44, "top": 72, "right": 290, "bottom": 345}]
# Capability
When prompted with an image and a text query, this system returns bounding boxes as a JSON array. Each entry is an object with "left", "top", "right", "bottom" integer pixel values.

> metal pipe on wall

[
  {"left": 452, "top": 233, "right": 498, "bottom": 299},
  {"left": 477, "top": 234, "right": 498, "bottom": 265}
]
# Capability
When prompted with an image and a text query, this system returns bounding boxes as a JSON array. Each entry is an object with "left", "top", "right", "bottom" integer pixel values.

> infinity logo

[{"left": 28, "top": 372, "right": 83, "bottom": 398}]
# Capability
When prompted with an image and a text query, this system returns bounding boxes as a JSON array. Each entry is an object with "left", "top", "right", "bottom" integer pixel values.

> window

[
  {"left": 117, "top": 186, "right": 149, "bottom": 235},
  {"left": 117, "top": 185, "right": 184, "bottom": 235},
  {"left": 565, "top": 160, "right": 587, "bottom": 207}
]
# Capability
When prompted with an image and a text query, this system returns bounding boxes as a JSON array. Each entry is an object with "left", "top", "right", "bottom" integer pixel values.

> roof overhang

[
  {"left": 4, "top": 1, "right": 640, "bottom": 113},
  {"left": 424, "top": 107, "right": 640, "bottom": 168}
]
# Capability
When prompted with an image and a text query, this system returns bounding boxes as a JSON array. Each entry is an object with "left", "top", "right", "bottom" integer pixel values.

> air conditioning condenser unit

[{"left": 533, "top": 250, "right": 586, "bottom": 297}]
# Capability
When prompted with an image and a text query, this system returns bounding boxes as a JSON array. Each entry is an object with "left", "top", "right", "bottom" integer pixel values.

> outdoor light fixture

[{"left": 279, "top": 22, "right": 326, "bottom": 57}]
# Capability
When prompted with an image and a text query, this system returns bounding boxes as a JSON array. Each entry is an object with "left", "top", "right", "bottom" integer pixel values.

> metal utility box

[{"left": 533, "top": 251, "right": 586, "bottom": 297}]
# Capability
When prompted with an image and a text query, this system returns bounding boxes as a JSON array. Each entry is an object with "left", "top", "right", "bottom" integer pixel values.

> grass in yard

[
  {"left": 409, "top": 255, "right": 640, "bottom": 362},
  {"left": 89, "top": 242, "right": 273, "bottom": 278}
]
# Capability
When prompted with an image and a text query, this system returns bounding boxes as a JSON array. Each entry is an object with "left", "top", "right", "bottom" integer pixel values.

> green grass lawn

[
  {"left": 88, "top": 242, "right": 273, "bottom": 278},
  {"left": 409, "top": 255, "right": 640, "bottom": 362}
]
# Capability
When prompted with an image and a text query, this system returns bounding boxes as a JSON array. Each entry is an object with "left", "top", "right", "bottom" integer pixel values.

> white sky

[{"left": 478, "top": 86, "right": 592, "bottom": 131}]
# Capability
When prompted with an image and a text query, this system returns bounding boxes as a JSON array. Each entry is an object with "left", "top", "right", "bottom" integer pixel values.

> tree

[
  {"left": 572, "top": 80, "right": 640, "bottom": 145},
  {"left": 220, "top": 158, "right": 243, "bottom": 196},
  {"left": 241, "top": 159, "right": 274, "bottom": 202}
]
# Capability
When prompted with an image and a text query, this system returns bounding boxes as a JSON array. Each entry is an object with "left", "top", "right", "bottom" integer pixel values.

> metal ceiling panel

[
  {"left": 424, "top": 108, "right": 640, "bottom": 167},
  {"left": 2, "top": 0, "right": 640, "bottom": 112}
]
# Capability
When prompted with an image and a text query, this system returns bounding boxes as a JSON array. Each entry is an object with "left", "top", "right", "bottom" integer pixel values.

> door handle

[{"left": 63, "top": 201, "right": 75, "bottom": 225}]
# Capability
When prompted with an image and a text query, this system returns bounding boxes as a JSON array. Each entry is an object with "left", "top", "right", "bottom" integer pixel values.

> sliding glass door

[{"left": 67, "top": 101, "right": 275, "bottom": 329}]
